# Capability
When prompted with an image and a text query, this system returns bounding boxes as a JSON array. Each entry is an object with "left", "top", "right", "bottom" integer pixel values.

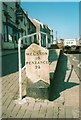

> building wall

[
  {"left": 31, "top": 19, "right": 54, "bottom": 47},
  {"left": 1, "top": 49, "right": 25, "bottom": 76},
  {"left": 2, "top": 2, "right": 18, "bottom": 49},
  {"left": 1, "top": 2, "right": 36, "bottom": 50},
  {"left": 31, "top": 19, "right": 41, "bottom": 44},
  {"left": 50, "top": 30, "right": 53, "bottom": 44},
  {"left": 0, "top": 2, "right": 3, "bottom": 50},
  {"left": 43, "top": 24, "right": 53, "bottom": 48},
  {"left": 64, "top": 39, "right": 77, "bottom": 46},
  {"left": 0, "top": 2, "right": 53, "bottom": 76},
  {"left": 0, "top": 2, "right": 3, "bottom": 35},
  {"left": 0, "top": 2, "right": 36, "bottom": 76},
  {"left": 27, "top": 17, "right": 36, "bottom": 46}
]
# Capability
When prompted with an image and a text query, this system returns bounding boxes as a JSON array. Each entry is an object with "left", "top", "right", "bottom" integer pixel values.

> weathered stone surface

[
  {"left": 25, "top": 43, "right": 50, "bottom": 84},
  {"left": 26, "top": 78, "right": 49, "bottom": 99},
  {"left": 25, "top": 43, "right": 50, "bottom": 99}
]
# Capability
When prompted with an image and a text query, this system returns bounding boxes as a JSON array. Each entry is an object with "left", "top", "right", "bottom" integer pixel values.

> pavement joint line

[
  {"left": 1, "top": 50, "right": 80, "bottom": 118},
  {"left": 15, "top": 105, "right": 22, "bottom": 117},
  {"left": 2, "top": 74, "right": 18, "bottom": 91},
  {"left": 2, "top": 94, "right": 9, "bottom": 105}
]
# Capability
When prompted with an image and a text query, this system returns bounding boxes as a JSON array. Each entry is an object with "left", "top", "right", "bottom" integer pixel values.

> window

[
  {"left": 8, "top": 26, "right": 13, "bottom": 42},
  {"left": 13, "top": 30, "right": 19, "bottom": 43},
  {"left": 32, "top": 36, "right": 34, "bottom": 43},
  {"left": 24, "top": 17, "right": 25, "bottom": 25},
  {"left": 71, "top": 42, "right": 73, "bottom": 44},
  {"left": 3, "top": 3, "right": 7, "bottom": 11},
  {"left": 3, "top": 24, "right": 7, "bottom": 42},
  {"left": 3, "top": 22, "right": 15, "bottom": 43},
  {"left": 48, "top": 38, "right": 50, "bottom": 43}
]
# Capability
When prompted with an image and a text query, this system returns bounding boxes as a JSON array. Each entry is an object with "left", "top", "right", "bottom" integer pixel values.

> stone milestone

[
  {"left": 25, "top": 43, "right": 50, "bottom": 99},
  {"left": 25, "top": 43, "right": 50, "bottom": 84}
]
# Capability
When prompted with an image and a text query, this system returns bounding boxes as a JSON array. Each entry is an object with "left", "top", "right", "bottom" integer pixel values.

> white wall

[{"left": 64, "top": 39, "right": 76, "bottom": 46}]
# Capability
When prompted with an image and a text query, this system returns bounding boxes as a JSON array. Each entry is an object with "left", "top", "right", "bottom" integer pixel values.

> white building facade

[{"left": 64, "top": 39, "right": 77, "bottom": 46}]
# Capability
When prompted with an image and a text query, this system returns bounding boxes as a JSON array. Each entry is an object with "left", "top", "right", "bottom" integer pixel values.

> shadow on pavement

[
  {"left": 48, "top": 49, "right": 58, "bottom": 63},
  {"left": 66, "top": 65, "right": 73, "bottom": 82},
  {"left": 49, "top": 50, "right": 79, "bottom": 101}
]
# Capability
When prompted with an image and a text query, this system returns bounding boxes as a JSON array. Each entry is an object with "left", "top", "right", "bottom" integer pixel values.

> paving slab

[{"left": 1, "top": 49, "right": 80, "bottom": 119}]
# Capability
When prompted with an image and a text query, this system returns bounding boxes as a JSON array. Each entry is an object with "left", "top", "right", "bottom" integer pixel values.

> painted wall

[{"left": 1, "top": 49, "right": 25, "bottom": 76}]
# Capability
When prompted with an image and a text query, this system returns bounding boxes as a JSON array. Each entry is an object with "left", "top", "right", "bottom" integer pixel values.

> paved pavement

[
  {"left": 0, "top": 49, "right": 80, "bottom": 119},
  {"left": 67, "top": 54, "right": 81, "bottom": 80}
]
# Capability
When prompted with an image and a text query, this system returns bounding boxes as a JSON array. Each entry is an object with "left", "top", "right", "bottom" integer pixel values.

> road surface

[{"left": 67, "top": 53, "right": 81, "bottom": 80}]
